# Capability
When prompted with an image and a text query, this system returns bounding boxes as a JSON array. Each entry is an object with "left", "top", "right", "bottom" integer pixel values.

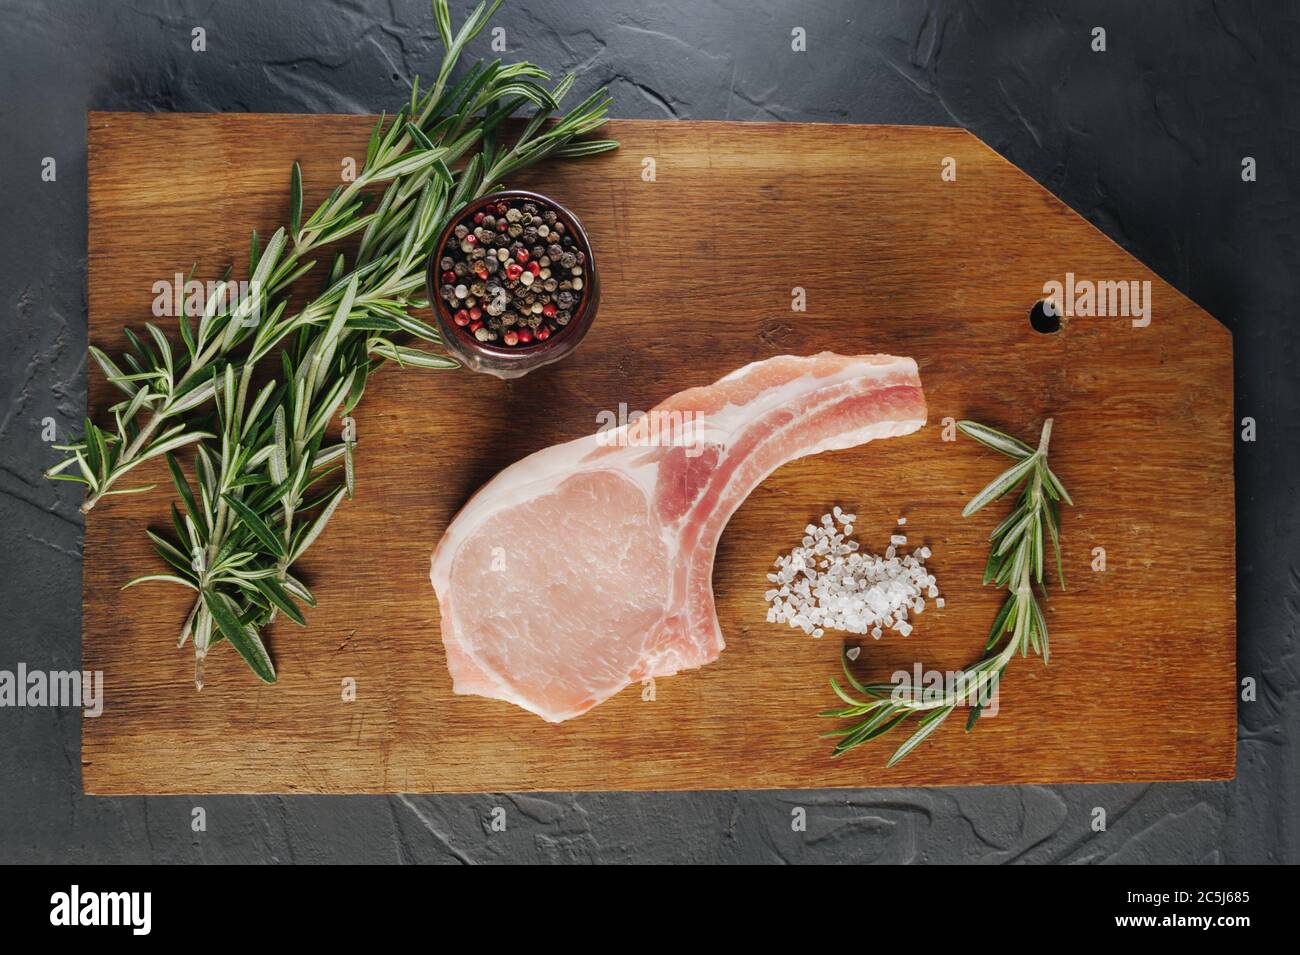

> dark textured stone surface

[{"left": 1, "top": 0, "right": 1295, "bottom": 863}]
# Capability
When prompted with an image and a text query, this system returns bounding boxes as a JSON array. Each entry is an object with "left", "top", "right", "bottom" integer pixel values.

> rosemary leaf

[
  {"left": 221, "top": 494, "right": 287, "bottom": 560},
  {"left": 961, "top": 453, "right": 1038, "bottom": 517},
  {"left": 203, "top": 590, "right": 276, "bottom": 684},
  {"left": 289, "top": 161, "right": 304, "bottom": 236},
  {"left": 886, "top": 704, "right": 955, "bottom": 767},
  {"left": 955, "top": 420, "right": 1035, "bottom": 459}
]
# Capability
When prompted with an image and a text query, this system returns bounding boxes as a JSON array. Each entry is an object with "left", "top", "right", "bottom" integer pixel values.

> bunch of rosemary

[
  {"left": 822, "top": 419, "right": 1072, "bottom": 766},
  {"left": 47, "top": 0, "right": 617, "bottom": 686}
]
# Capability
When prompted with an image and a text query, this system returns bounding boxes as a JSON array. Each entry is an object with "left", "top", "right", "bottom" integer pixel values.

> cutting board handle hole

[{"left": 1029, "top": 300, "right": 1061, "bottom": 334}]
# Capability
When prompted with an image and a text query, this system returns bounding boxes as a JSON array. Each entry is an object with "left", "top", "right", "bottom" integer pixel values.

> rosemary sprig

[
  {"left": 59, "top": 0, "right": 617, "bottom": 686},
  {"left": 821, "top": 418, "right": 1072, "bottom": 766},
  {"left": 48, "top": 0, "right": 614, "bottom": 514}
]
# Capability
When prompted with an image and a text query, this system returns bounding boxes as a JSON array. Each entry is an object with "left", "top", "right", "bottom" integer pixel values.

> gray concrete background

[{"left": 1, "top": 0, "right": 1295, "bottom": 863}]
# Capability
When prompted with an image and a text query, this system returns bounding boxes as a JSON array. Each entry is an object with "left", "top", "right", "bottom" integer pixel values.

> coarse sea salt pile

[{"left": 764, "top": 507, "right": 942, "bottom": 640}]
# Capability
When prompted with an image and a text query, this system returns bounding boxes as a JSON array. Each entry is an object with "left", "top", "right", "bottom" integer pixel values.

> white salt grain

[{"left": 763, "top": 509, "right": 941, "bottom": 642}]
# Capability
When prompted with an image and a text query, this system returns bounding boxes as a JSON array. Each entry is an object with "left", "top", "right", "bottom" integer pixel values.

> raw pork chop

[{"left": 430, "top": 352, "right": 927, "bottom": 721}]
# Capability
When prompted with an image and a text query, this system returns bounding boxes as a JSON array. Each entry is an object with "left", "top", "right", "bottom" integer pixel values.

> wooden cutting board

[{"left": 82, "top": 113, "right": 1235, "bottom": 794}]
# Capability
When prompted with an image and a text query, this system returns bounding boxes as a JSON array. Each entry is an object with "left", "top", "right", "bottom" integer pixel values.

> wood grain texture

[{"left": 83, "top": 113, "right": 1236, "bottom": 794}]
